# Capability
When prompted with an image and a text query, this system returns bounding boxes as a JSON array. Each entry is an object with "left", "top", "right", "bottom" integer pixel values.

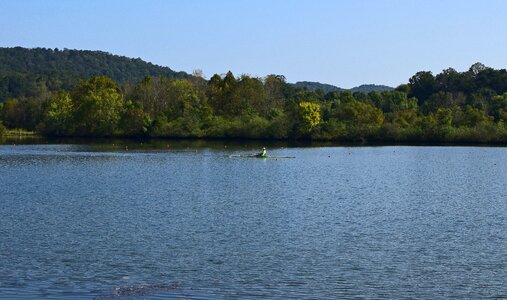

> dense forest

[
  {"left": 2, "top": 47, "right": 507, "bottom": 143},
  {"left": 0, "top": 47, "right": 189, "bottom": 101}
]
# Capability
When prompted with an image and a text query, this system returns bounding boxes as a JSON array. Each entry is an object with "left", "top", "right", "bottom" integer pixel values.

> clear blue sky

[{"left": 1, "top": 0, "right": 507, "bottom": 88}]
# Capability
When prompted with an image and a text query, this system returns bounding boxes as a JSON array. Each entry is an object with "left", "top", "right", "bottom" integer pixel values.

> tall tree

[
  {"left": 72, "top": 76, "right": 124, "bottom": 136},
  {"left": 298, "top": 101, "right": 321, "bottom": 133},
  {"left": 408, "top": 71, "right": 436, "bottom": 105},
  {"left": 39, "top": 91, "right": 74, "bottom": 135}
]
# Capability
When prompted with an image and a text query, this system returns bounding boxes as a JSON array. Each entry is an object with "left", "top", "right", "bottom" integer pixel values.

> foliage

[
  {"left": 38, "top": 92, "right": 74, "bottom": 135},
  {"left": 291, "top": 82, "right": 393, "bottom": 93},
  {"left": 0, "top": 121, "right": 5, "bottom": 136},
  {"left": 120, "top": 102, "right": 152, "bottom": 136},
  {"left": 0, "top": 98, "right": 42, "bottom": 130},
  {"left": 292, "top": 81, "right": 343, "bottom": 93},
  {"left": 298, "top": 101, "right": 321, "bottom": 134},
  {"left": 0, "top": 47, "right": 189, "bottom": 101},
  {"left": 72, "top": 76, "right": 124, "bottom": 136},
  {"left": 351, "top": 84, "right": 394, "bottom": 93},
  {"left": 2, "top": 56, "right": 507, "bottom": 143}
]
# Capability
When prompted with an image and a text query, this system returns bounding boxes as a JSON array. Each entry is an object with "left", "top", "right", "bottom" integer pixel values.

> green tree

[
  {"left": 264, "top": 74, "right": 286, "bottom": 112},
  {"left": 298, "top": 101, "right": 321, "bottom": 133},
  {"left": 408, "top": 71, "right": 436, "bottom": 105},
  {"left": 206, "top": 71, "right": 241, "bottom": 116},
  {"left": 332, "top": 100, "right": 385, "bottom": 139},
  {"left": 391, "top": 109, "right": 419, "bottom": 128},
  {"left": 120, "top": 101, "right": 152, "bottom": 136},
  {"left": 130, "top": 76, "right": 164, "bottom": 118},
  {"left": 492, "top": 92, "right": 507, "bottom": 121},
  {"left": 462, "top": 105, "right": 492, "bottom": 127},
  {"left": 233, "top": 75, "right": 267, "bottom": 116},
  {"left": 206, "top": 74, "right": 224, "bottom": 114},
  {"left": 370, "top": 90, "right": 418, "bottom": 113},
  {"left": 0, "top": 100, "right": 19, "bottom": 128},
  {"left": 39, "top": 91, "right": 74, "bottom": 135},
  {"left": 423, "top": 91, "right": 466, "bottom": 113},
  {"left": 435, "top": 108, "right": 452, "bottom": 127},
  {"left": 164, "top": 79, "right": 208, "bottom": 120},
  {"left": 0, "top": 98, "right": 43, "bottom": 130},
  {"left": 337, "top": 100, "right": 384, "bottom": 128},
  {"left": 72, "top": 76, "right": 124, "bottom": 136},
  {"left": 435, "top": 68, "right": 465, "bottom": 93}
]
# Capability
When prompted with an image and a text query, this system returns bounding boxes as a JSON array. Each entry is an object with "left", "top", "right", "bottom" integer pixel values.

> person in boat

[{"left": 257, "top": 147, "right": 267, "bottom": 157}]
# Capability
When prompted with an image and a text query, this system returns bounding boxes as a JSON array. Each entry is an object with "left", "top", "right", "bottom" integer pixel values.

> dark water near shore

[{"left": 1, "top": 140, "right": 507, "bottom": 299}]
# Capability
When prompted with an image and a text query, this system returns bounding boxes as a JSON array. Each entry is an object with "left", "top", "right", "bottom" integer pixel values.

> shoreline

[{"left": 2, "top": 134, "right": 507, "bottom": 148}]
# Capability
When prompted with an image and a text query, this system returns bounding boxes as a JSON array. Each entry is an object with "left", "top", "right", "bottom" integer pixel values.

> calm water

[{"left": 1, "top": 141, "right": 506, "bottom": 299}]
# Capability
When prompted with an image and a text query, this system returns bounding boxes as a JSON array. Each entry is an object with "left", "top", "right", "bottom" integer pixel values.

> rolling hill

[
  {"left": 292, "top": 81, "right": 394, "bottom": 93},
  {"left": 0, "top": 47, "right": 190, "bottom": 100},
  {"left": 0, "top": 47, "right": 393, "bottom": 102}
]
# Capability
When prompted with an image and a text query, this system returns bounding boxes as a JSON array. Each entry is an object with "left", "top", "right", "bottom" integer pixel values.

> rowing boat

[{"left": 228, "top": 154, "right": 295, "bottom": 159}]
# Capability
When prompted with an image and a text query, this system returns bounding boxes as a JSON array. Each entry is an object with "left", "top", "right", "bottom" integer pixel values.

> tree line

[{"left": 2, "top": 62, "right": 507, "bottom": 143}]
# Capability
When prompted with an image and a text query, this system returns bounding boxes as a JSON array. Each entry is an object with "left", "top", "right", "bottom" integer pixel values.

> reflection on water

[{"left": 1, "top": 142, "right": 507, "bottom": 299}]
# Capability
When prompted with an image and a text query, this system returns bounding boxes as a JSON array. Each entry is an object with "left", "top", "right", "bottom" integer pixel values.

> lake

[{"left": 1, "top": 140, "right": 506, "bottom": 299}]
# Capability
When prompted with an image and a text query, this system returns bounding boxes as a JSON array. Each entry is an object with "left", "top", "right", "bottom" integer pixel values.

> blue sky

[{"left": 1, "top": 0, "right": 507, "bottom": 88}]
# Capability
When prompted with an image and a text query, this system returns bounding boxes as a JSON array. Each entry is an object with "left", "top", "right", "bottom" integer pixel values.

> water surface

[{"left": 1, "top": 142, "right": 506, "bottom": 299}]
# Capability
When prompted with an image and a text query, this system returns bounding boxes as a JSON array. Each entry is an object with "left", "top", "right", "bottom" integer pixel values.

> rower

[{"left": 258, "top": 147, "right": 267, "bottom": 157}]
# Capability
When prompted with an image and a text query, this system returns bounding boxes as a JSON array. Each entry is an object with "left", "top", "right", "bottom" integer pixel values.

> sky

[{"left": 1, "top": 0, "right": 507, "bottom": 88}]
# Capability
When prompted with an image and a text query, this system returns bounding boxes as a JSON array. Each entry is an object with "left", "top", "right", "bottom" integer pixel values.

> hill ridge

[
  {"left": 0, "top": 46, "right": 189, "bottom": 80},
  {"left": 0, "top": 47, "right": 190, "bottom": 100},
  {"left": 292, "top": 81, "right": 394, "bottom": 93}
]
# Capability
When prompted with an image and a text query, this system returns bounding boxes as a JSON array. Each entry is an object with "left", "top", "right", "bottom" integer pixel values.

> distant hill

[
  {"left": 0, "top": 47, "right": 395, "bottom": 102},
  {"left": 0, "top": 47, "right": 190, "bottom": 100},
  {"left": 350, "top": 84, "right": 394, "bottom": 93},
  {"left": 292, "top": 81, "right": 344, "bottom": 93},
  {"left": 0, "top": 47, "right": 189, "bottom": 82},
  {"left": 292, "top": 81, "right": 393, "bottom": 93}
]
